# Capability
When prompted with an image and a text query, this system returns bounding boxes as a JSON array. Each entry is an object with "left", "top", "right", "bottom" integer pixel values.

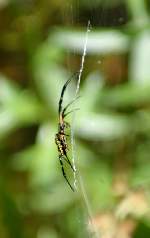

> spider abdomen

[{"left": 55, "top": 133, "right": 68, "bottom": 156}]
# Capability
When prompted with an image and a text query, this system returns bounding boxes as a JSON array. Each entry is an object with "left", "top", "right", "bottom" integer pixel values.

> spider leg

[
  {"left": 59, "top": 155, "right": 74, "bottom": 191},
  {"left": 64, "top": 134, "right": 69, "bottom": 137},
  {"left": 64, "top": 121, "right": 70, "bottom": 128},
  {"left": 62, "top": 95, "right": 80, "bottom": 116},
  {"left": 59, "top": 132, "right": 69, "bottom": 136},
  {"left": 64, "top": 108, "right": 80, "bottom": 118},
  {"left": 59, "top": 72, "right": 79, "bottom": 114},
  {"left": 64, "top": 154, "right": 75, "bottom": 172}
]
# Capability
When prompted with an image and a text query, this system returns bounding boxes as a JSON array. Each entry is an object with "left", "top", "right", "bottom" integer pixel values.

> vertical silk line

[
  {"left": 79, "top": 176, "right": 101, "bottom": 238},
  {"left": 71, "top": 21, "right": 100, "bottom": 237},
  {"left": 71, "top": 20, "right": 91, "bottom": 190}
]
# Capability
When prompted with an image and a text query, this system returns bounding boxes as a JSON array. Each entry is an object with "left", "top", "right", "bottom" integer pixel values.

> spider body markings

[{"left": 55, "top": 73, "right": 78, "bottom": 191}]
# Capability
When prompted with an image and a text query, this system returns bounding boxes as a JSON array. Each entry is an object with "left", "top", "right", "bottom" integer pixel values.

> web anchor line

[{"left": 71, "top": 20, "right": 91, "bottom": 190}]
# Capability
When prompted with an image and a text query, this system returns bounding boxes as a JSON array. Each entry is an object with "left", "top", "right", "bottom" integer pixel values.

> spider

[{"left": 55, "top": 73, "right": 79, "bottom": 191}]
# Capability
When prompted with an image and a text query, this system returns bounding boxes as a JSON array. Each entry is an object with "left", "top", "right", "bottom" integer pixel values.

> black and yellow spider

[{"left": 55, "top": 73, "right": 79, "bottom": 191}]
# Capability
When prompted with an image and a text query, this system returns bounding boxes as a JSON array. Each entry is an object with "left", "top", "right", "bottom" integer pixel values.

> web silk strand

[{"left": 71, "top": 21, "right": 91, "bottom": 190}]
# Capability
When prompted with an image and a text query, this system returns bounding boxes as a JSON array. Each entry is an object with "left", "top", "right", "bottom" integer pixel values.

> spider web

[
  {"left": 70, "top": 21, "right": 100, "bottom": 238},
  {"left": 71, "top": 20, "right": 91, "bottom": 190}
]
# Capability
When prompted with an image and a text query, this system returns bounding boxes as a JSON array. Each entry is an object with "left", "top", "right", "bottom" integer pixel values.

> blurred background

[{"left": 0, "top": 0, "right": 150, "bottom": 237}]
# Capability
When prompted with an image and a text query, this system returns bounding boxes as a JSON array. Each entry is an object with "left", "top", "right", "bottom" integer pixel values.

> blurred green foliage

[{"left": 0, "top": 0, "right": 150, "bottom": 237}]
